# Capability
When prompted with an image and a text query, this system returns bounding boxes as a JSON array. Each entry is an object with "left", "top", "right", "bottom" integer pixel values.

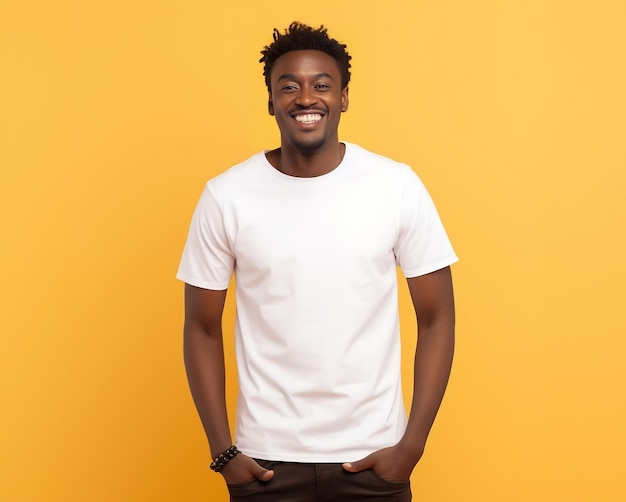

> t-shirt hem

[{"left": 239, "top": 449, "right": 372, "bottom": 464}]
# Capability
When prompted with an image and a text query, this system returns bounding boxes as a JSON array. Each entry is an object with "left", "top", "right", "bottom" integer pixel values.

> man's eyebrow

[{"left": 276, "top": 72, "right": 336, "bottom": 82}]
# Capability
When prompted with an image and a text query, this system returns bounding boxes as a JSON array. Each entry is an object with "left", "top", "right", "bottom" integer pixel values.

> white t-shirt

[{"left": 177, "top": 142, "right": 458, "bottom": 462}]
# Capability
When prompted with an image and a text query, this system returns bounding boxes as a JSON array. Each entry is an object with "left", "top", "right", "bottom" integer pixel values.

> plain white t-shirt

[{"left": 177, "top": 142, "right": 458, "bottom": 462}]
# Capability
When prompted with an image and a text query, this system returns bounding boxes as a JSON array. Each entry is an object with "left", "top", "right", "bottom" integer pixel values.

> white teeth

[{"left": 295, "top": 114, "right": 322, "bottom": 124}]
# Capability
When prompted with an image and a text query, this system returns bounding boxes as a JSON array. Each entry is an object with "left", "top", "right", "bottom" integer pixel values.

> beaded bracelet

[{"left": 209, "top": 445, "right": 241, "bottom": 472}]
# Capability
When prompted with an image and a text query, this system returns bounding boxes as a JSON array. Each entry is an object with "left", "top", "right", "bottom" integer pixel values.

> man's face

[{"left": 268, "top": 50, "right": 349, "bottom": 154}]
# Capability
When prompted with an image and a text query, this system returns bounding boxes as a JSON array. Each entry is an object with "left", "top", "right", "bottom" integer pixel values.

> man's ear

[
  {"left": 268, "top": 93, "right": 274, "bottom": 116},
  {"left": 341, "top": 86, "right": 349, "bottom": 113}
]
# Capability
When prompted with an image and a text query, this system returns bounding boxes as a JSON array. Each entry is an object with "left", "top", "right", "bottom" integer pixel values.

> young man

[{"left": 177, "top": 22, "right": 457, "bottom": 502}]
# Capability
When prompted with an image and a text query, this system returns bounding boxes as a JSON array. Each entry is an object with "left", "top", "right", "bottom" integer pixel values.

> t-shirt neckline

[{"left": 260, "top": 142, "right": 353, "bottom": 183}]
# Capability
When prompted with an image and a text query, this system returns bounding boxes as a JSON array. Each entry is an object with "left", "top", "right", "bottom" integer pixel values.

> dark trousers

[{"left": 228, "top": 459, "right": 411, "bottom": 502}]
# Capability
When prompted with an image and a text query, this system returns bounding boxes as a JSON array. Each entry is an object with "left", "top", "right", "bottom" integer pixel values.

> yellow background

[{"left": 1, "top": 1, "right": 625, "bottom": 500}]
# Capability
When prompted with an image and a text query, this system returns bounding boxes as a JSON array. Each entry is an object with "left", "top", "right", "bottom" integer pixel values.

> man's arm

[
  {"left": 183, "top": 284, "right": 274, "bottom": 483},
  {"left": 343, "top": 266, "right": 455, "bottom": 480}
]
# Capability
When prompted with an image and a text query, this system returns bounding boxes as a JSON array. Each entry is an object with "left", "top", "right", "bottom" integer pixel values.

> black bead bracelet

[{"left": 209, "top": 445, "right": 241, "bottom": 472}]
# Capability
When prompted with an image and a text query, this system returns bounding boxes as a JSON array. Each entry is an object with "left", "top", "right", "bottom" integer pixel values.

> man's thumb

[
  {"left": 256, "top": 468, "right": 274, "bottom": 481},
  {"left": 342, "top": 457, "right": 371, "bottom": 473}
]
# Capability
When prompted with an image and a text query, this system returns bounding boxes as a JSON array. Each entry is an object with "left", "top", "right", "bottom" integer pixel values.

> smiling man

[{"left": 177, "top": 22, "right": 458, "bottom": 502}]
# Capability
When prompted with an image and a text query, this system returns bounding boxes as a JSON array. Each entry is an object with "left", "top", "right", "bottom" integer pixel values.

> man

[{"left": 177, "top": 22, "right": 457, "bottom": 501}]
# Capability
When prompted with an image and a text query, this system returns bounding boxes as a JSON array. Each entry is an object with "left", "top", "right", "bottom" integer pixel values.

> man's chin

[{"left": 290, "top": 137, "right": 327, "bottom": 154}]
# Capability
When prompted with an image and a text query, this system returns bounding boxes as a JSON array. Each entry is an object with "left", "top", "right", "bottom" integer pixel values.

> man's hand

[
  {"left": 342, "top": 443, "right": 423, "bottom": 482},
  {"left": 220, "top": 454, "right": 274, "bottom": 484}
]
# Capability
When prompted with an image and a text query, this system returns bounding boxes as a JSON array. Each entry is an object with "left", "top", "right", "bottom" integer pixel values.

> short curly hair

[{"left": 260, "top": 21, "right": 352, "bottom": 92}]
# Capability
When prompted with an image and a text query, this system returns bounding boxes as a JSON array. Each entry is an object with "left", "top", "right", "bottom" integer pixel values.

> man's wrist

[
  {"left": 396, "top": 437, "right": 426, "bottom": 464},
  {"left": 209, "top": 445, "right": 241, "bottom": 473}
]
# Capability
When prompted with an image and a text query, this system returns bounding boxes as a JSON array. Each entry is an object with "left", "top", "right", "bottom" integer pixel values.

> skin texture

[{"left": 182, "top": 48, "right": 455, "bottom": 486}]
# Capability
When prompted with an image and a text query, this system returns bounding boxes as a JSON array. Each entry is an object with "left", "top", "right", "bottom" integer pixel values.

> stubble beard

[{"left": 290, "top": 135, "right": 326, "bottom": 154}]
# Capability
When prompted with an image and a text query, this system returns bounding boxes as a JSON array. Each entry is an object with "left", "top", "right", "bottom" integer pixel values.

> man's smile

[{"left": 293, "top": 113, "right": 323, "bottom": 124}]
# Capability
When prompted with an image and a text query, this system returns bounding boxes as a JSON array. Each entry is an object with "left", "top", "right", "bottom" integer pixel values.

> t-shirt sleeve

[
  {"left": 176, "top": 185, "right": 234, "bottom": 290},
  {"left": 395, "top": 168, "right": 458, "bottom": 277}
]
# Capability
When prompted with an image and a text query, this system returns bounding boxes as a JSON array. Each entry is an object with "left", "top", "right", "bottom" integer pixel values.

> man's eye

[
  {"left": 282, "top": 85, "right": 298, "bottom": 91},
  {"left": 315, "top": 84, "right": 330, "bottom": 89}
]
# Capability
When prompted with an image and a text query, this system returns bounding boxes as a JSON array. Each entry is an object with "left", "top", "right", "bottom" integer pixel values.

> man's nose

[{"left": 295, "top": 86, "right": 317, "bottom": 107}]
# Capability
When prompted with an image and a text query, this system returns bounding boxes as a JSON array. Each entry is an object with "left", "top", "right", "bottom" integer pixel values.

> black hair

[{"left": 260, "top": 21, "right": 352, "bottom": 92}]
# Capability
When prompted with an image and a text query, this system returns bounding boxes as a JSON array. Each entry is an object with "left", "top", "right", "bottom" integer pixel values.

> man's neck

[{"left": 266, "top": 142, "right": 346, "bottom": 178}]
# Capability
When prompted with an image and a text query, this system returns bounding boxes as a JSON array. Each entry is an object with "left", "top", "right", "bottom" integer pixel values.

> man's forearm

[
  {"left": 183, "top": 325, "right": 233, "bottom": 458},
  {"left": 398, "top": 318, "right": 455, "bottom": 461}
]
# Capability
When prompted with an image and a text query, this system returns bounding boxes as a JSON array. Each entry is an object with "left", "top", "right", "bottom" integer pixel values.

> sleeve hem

[
  {"left": 175, "top": 272, "right": 230, "bottom": 291},
  {"left": 402, "top": 255, "right": 459, "bottom": 279}
]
